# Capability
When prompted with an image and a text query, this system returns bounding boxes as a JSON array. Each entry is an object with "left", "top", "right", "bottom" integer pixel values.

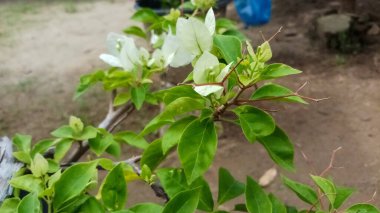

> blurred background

[{"left": 0, "top": 0, "right": 379, "bottom": 209}]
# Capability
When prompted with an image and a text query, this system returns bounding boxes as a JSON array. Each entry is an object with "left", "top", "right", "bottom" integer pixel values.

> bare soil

[{"left": 1, "top": 0, "right": 380, "bottom": 209}]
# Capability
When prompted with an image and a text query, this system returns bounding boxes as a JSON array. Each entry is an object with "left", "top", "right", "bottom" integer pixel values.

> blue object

[{"left": 234, "top": 0, "right": 271, "bottom": 26}]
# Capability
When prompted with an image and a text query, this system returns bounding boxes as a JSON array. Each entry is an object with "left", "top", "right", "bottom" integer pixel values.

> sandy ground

[{"left": 0, "top": 0, "right": 380, "bottom": 209}]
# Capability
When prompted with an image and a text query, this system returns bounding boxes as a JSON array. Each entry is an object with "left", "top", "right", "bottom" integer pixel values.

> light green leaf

[
  {"left": 233, "top": 106, "right": 276, "bottom": 142},
  {"left": 114, "top": 131, "right": 149, "bottom": 150},
  {"left": 131, "top": 86, "right": 147, "bottom": 110},
  {"left": 269, "top": 194, "right": 287, "bottom": 213},
  {"left": 214, "top": 34, "right": 242, "bottom": 63},
  {"left": 257, "top": 126, "right": 294, "bottom": 171},
  {"left": 333, "top": 186, "right": 355, "bottom": 209},
  {"left": 140, "top": 139, "right": 165, "bottom": 171},
  {"left": 245, "top": 177, "right": 272, "bottom": 213},
  {"left": 106, "top": 142, "right": 121, "bottom": 158},
  {"left": 217, "top": 167, "right": 245, "bottom": 205},
  {"left": 346, "top": 204, "right": 380, "bottom": 213},
  {"left": 17, "top": 193, "right": 40, "bottom": 213},
  {"left": 123, "top": 26, "right": 147, "bottom": 39},
  {"left": 51, "top": 125, "right": 73, "bottom": 138},
  {"left": 113, "top": 92, "right": 131, "bottom": 106},
  {"left": 12, "top": 134, "right": 32, "bottom": 152},
  {"left": 251, "top": 83, "right": 307, "bottom": 104},
  {"left": 282, "top": 176, "right": 318, "bottom": 205},
  {"left": 257, "top": 41, "right": 272, "bottom": 62},
  {"left": 162, "top": 188, "right": 200, "bottom": 213},
  {"left": 157, "top": 168, "right": 214, "bottom": 212},
  {"left": 69, "top": 116, "right": 84, "bottom": 134},
  {"left": 74, "top": 70, "right": 105, "bottom": 99},
  {"left": 178, "top": 119, "right": 217, "bottom": 184},
  {"left": 9, "top": 174, "right": 43, "bottom": 194},
  {"left": 76, "top": 126, "right": 98, "bottom": 140},
  {"left": 88, "top": 130, "right": 115, "bottom": 156},
  {"left": 154, "top": 85, "right": 204, "bottom": 105},
  {"left": 311, "top": 175, "right": 336, "bottom": 206},
  {"left": 260, "top": 63, "right": 302, "bottom": 80},
  {"left": 13, "top": 151, "right": 31, "bottom": 164},
  {"left": 30, "top": 154, "right": 48, "bottom": 177},
  {"left": 77, "top": 197, "right": 105, "bottom": 213},
  {"left": 162, "top": 116, "right": 197, "bottom": 154},
  {"left": 53, "top": 161, "right": 98, "bottom": 211},
  {"left": 129, "top": 203, "right": 164, "bottom": 213},
  {"left": 0, "top": 198, "right": 20, "bottom": 213},
  {"left": 31, "top": 139, "right": 55, "bottom": 157},
  {"left": 101, "top": 164, "right": 127, "bottom": 211},
  {"left": 54, "top": 138, "right": 73, "bottom": 162}
]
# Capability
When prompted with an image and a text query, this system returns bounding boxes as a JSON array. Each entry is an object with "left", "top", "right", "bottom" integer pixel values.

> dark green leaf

[
  {"left": 257, "top": 126, "right": 294, "bottom": 171},
  {"left": 101, "top": 164, "right": 127, "bottom": 211},
  {"left": 233, "top": 106, "right": 276, "bottom": 143},
  {"left": 269, "top": 194, "right": 287, "bottom": 213},
  {"left": 346, "top": 204, "right": 380, "bottom": 213},
  {"left": 311, "top": 175, "right": 336, "bottom": 206},
  {"left": 140, "top": 139, "right": 165, "bottom": 171},
  {"left": 234, "top": 203, "right": 248, "bottom": 212},
  {"left": 123, "top": 26, "right": 147, "bottom": 39},
  {"left": 162, "top": 116, "right": 197, "bottom": 154},
  {"left": 214, "top": 34, "right": 242, "bottom": 63},
  {"left": 131, "top": 86, "right": 147, "bottom": 110},
  {"left": 162, "top": 188, "right": 200, "bottom": 213},
  {"left": 53, "top": 161, "right": 98, "bottom": 211},
  {"left": 251, "top": 83, "right": 307, "bottom": 104},
  {"left": 178, "top": 119, "right": 217, "bottom": 184},
  {"left": 217, "top": 167, "right": 245, "bottom": 205},
  {"left": 115, "top": 131, "right": 149, "bottom": 150},
  {"left": 282, "top": 176, "right": 318, "bottom": 205},
  {"left": 131, "top": 8, "right": 159, "bottom": 24},
  {"left": 245, "top": 177, "right": 272, "bottom": 213},
  {"left": 333, "top": 186, "right": 355, "bottom": 209},
  {"left": 12, "top": 134, "right": 32, "bottom": 152},
  {"left": 17, "top": 193, "right": 40, "bottom": 213},
  {"left": 129, "top": 203, "right": 163, "bottom": 213},
  {"left": 223, "top": 29, "right": 247, "bottom": 41},
  {"left": 106, "top": 142, "right": 121, "bottom": 158},
  {"left": 260, "top": 63, "right": 302, "bottom": 80}
]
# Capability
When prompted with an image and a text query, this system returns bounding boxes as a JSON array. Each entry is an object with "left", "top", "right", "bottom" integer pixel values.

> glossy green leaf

[
  {"left": 178, "top": 119, "right": 217, "bottom": 184},
  {"left": 12, "top": 134, "right": 32, "bottom": 152},
  {"left": 162, "top": 116, "right": 197, "bottom": 154},
  {"left": 114, "top": 131, "right": 149, "bottom": 150},
  {"left": 282, "top": 176, "right": 318, "bottom": 205},
  {"left": 17, "top": 193, "right": 40, "bottom": 213},
  {"left": 53, "top": 161, "right": 98, "bottom": 211},
  {"left": 101, "top": 164, "right": 127, "bottom": 211},
  {"left": 74, "top": 70, "right": 105, "bottom": 99},
  {"left": 123, "top": 26, "right": 147, "bottom": 39},
  {"left": 333, "top": 186, "right": 355, "bottom": 209},
  {"left": 54, "top": 138, "right": 73, "bottom": 162},
  {"left": 31, "top": 139, "right": 55, "bottom": 157},
  {"left": 245, "top": 177, "right": 272, "bottom": 213},
  {"left": 214, "top": 34, "right": 242, "bottom": 63},
  {"left": 0, "top": 198, "right": 20, "bottom": 213},
  {"left": 88, "top": 130, "right": 115, "bottom": 156},
  {"left": 251, "top": 83, "right": 307, "bottom": 104},
  {"left": 105, "top": 142, "right": 121, "bottom": 158},
  {"left": 257, "top": 41, "right": 272, "bottom": 62},
  {"left": 257, "top": 126, "right": 294, "bottom": 171},
  {"left": 154, "top": 85, "right": 204, "bottom": 105},
  {"left": 311, "top": 175, "right": 336, "bottom": 206},
  {"left": 131, "top": 8, "right": 159, "bottom": 24},
  {"left": 217, "top": 167, "right": 245, "bottom": 205},
  {"left": 9, "top": 174, "right": 43, "bottom": 194},
  {"left": 30, "top": 153, "right": 48, "bottom": 177},
  {"left": 260, "top": 63, "right": 302, "bottom": 80},
  {"left": 113, "top": 92, "right": 131, "bottom": 106},
  {"left": 140, "top": 139, "right": 166, "bottom": 171},
  {"left": 129, "top": 203, "right": 164, "bottom": 213},
  {"left": 162, "top": 188, "right": 200, "bottom": 213},
  {"left": 131, "top": 86, "right": 146, "bottom": 110},
  {"left": 157, "top": 168, "right": 214, "bottom": 212},
  {"left": 346, "top": 204, "right": 380, "bottom": 213},
  {"left": 77, "top": 197, "right": 105, "bottom": 213},
  {"left": 269, "top": 194, "right": 287, "bottom": 213}
]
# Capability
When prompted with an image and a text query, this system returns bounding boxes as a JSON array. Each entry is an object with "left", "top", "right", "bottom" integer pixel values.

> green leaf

[
  {"left": 162, "top": 116, "right": 197, "bottom": 154},
  {"left": 333, "top": 186, "right": 355, "bottom": 209},
  {"left": 217, "top": 167, "right": 245, "bottom": 205},
  {"left": 260, "top": 63, "right": 302, "bottom": 80},
  {"left": 53, "top": 161, "right": 98, "bottom": 211},
  {"left": 282, "top": 176, "right": 318, "bottom": 205},
  {"left": 114, "top": 131, "right": 149, "bottom": 150},
  {"left": 140, "top": 139, "right": 166, "bottom": 171},
  {"left": 12, "top": 134, "right": 32, "bottom": 152},
  {"left": 131, "top": 85, "right": 147, "bottom": 110},
  {"left": 214, "top": 34, "right": 242, "bottom": 63},
  {"left": 54, "top": 138, "right": 73, "bottom": 162},
  {"left": 154, "top": 85, "right": 204, "bottom": 105},
  {"left": 31, "top": 139, "right": 55, "bottom": 157},
  {"left": 76, "top": 126, "right": 98, "bottom": 140},
  {"left": 269, "top": 194, "right": 287, "bottom": 213},
  {"left": 9, "top": 174, "right": 43, "bottom": 194},
  {"left": 223, "top": 29, "right": 247, "bottom": 41},
  {"left": 257, "top": 126, "right": 294, "bottom": 171},
  {"left": 77, "top": 197, "right": 105, "bottom": 213},
  {"left": 257, "top": 41, "right": 272, "bottom": 62},
  {"left": 113, "top": 92, "right": 131, "bottom": 106},
  {"left": 216, "top": 18, "right": 237, "bottom": 31},
  {"left": 123, "top": 26, "right": 147, "bottom": 39},
  {"left": 178, "top": 119, "right": 217, "bottom": 184},
  {"left": 131, "top": 8, "right": 159, "bottom": 24},
  {"left": 69, "top": 116, "right": 84, "bottom": 134},
  {"left": 51, "top": 125, "right": 73, "bottom": 138},
  {"left": 162, "top": 188, "right": 200, "bottom": 213},
  {"left": 346, "top": 204, "right": 380, "bottom": 213},
  {"left": 30, "top": 153, "right": 48, "bottom": 177},
  {"left": 106, "top": 142, "right": 121, "bottom": 158},
  {"left": 0, "top": 198, "right": 20, "bottom": 213},
  {"left": 17, "top": 193, "right": 40, "bottom": 213},
  {"left": 245, "top": 177, "right": 272, "bottom": 213},
  {"left": 101, "top": 164, "right": 127, "bottom": 211},
  {"left": 234, "top": 203, "right": 248, "bottom": 212},
  {"left": 74, "top": 70, "right": 105, "bottom": 99},
  {"left": 311, "top": 175, "right": 336, "bottom": 206},
  {"left": 233, "top": 105, "right": 276, "bottom": 142},
  {"left": 129, "top": 203, "right": 164, "bottom": 213},
  {"left": 251, "top": 83, "right": 307, "bottom": 104},
  {"left": 157, "top": 168, "right": 214, "bottom": 212},
  {"left": 13, "top": 151, "right": 31, "bottom": 164},
  {"left": 88, "top": 129, "right": 115, "bottom": 156}
]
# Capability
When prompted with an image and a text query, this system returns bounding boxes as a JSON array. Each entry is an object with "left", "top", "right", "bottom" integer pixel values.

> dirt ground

[{"left": 1, "top": 0, "right": 380, "bottom": 210}]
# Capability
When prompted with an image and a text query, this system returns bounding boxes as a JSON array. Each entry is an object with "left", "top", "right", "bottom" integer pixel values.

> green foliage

[{"left": 217, "top": 168, "right": 245, "bottom": 205}]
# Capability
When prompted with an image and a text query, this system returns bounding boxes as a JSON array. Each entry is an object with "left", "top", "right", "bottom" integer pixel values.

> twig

[
  {"left": 319, "top": 147, "right": 343, "bottom": 177},
  {"left": 268, "top": 26, "right": 283, "bottom": 42},
  {"left": 221, "top": 58, "right": 245, "bottom": 83},
  {"left": 365, "top": 190, "right": 377, "bottom": 203},
  {"left": 259, "top": 31, "right": 266, "bottom": 42}
]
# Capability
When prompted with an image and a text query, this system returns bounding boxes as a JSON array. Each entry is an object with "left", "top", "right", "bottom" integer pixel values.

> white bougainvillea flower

[
  {"left": 192, "top": 51, "right": 232, "bottom": 97},
  {"left": 162, "top": 31, "right": 194, "bottom": 67},
  {"left": 148, "top": 49, "right": 174, "bottom": 69}
]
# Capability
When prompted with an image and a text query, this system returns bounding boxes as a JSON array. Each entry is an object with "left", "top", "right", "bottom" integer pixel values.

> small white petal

[
  {"left": 193, "top": 51, "right": 219, "bottom": 84},
  {"left": 106, "top": 32, "right": 127, "bottom": 56},
  {"left": 194, "top": 85, "right": 224, "bottom": 97},
  {"left": 216, "top": 62, "right": 233, "bottom": 82},
  {"left": 99, "top": 54, "right": 123, "bottom": 68},
  {"left": 205, "top": 8, "right": 216, "bottom": 35},
  {"left": 119, "top": 45, "right": 134, "bottom": 71}
]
